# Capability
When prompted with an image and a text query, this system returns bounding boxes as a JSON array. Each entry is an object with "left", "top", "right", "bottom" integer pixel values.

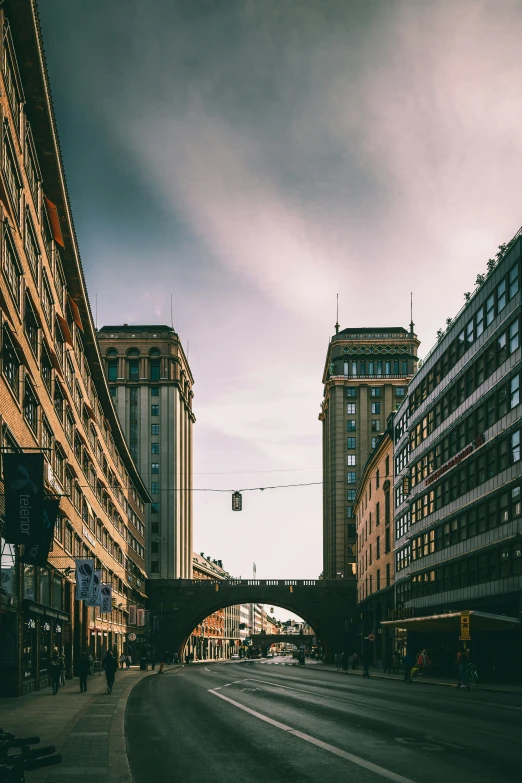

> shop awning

[{"left": 381, "top": 611, "right": 520, "bottom": 633}]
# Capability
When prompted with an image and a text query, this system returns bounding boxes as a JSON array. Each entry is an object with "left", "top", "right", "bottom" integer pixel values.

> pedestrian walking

[
  {"left": 362, "top": 649, "right": 370, "bottom": 678},
  {"left": 119, "top": 654, "right": 126, "bottom": 669},
  {"left": 173, "top": 652, "right": 179, "bottom": 664},
  {"left": 456, "top": 649, "right": 470, "bottom": 691},
  {"left": 352, "top": 652, "right": 359, "bottom": 670},
  {"left": 334, "top": 652, "right": 341, "bottom": 670},
  {"left": 49, "top": 652, "right": 61, "bottom": 695},
  {"left": 78, "top": 652, "right": 90, "bottom": 693},
  {"left": 125, "top": 654, "right": 131, "bottom": 670},
  {"left": 383, "top": 649, "right": 392, "bottom": 674},
  {"left": 403, "top": 651, "right": 413, "bottom": 682},
  {"left": 392, "top": 651, "right": 400, "bottom": 675},
  {"left": 59, "top": 651, "right": 66, "bottom": 686},
  {"left": 102, "top": 650, "right": 118, "bottom": 694},
  {"left": 88, "top": 653, "right": 94, "bottom": 676},
  {"left": 340, "top": 651, "right": 349, "bottom": 674}
]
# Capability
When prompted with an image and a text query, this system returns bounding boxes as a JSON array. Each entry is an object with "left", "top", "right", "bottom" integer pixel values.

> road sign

[
  {"left": 368, "top": 633, "right": 376, "bottom": 642},
  {"left": 459, "top": 611, "right": 471, "bottom": 641}
]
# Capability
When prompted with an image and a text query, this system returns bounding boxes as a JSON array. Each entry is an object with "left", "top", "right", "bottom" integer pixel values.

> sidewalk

[
  {"left": 0, "top": 665, "right": 158, "bottom": 783},
  {"left": 321, "top": 664, "right": 522, "bottom": 695}
]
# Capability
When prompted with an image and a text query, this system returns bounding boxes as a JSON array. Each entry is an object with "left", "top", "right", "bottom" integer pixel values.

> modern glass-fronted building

[{"left": 390, "top": 231, "right": 521, "bottom": 677}]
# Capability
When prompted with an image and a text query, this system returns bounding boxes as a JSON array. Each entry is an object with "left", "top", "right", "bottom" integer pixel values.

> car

[{"left": 230, "top": 653, "right": 240, "bottom": 660}]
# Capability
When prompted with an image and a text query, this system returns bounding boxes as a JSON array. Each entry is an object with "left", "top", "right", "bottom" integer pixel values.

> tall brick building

[
  {"left": 0, "top": 0, "right": 150, "bottom": 696},
  {"left": 320, "top": 326, "right": 419, "bottom": 581}
]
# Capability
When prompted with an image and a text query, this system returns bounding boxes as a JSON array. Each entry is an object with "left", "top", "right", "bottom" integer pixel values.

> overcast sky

[{"left": 39, "top": 1, "right": 522, "bottom": 608}]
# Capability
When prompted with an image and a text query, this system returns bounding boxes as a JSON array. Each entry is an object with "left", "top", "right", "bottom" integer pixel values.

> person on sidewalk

[
  {"left": 362, "top": 649, "right": 371, "bottom": 678},
  {"left": 383, "top": 649, "right": 392, "bottom": 674},
  {"left": 125, "top": 655, "right": 131, "bottom": 670},
  {"left": 49, "top": 652, "right": 61, "bottom": 695},
  {"left": 119, "top": 654, "right": 126, "bottom": 669},
  {"left": 340, "top": 651, "right": 349, "bottom": 674},
  {"left": 334, "top": 653, "right": 341, "bottom": 670},
  {"left": 79, "top": 652, "right": 90, "bottom": 693},
  {"left": 59, "top": 651, "right": 67, "bottom": 686},
  {"left": 102, "top": 650, "right": 118, "bottom": 694},
  {"left": 456, "top": 649, "right": 470, "bottom": 691},
  {"left": 352, "top": 652, "right": 359, "bottom": 670},
  {"left": 392, "top": 651, "right": 400, "bottom": 675},
  {"left": 403, "top": 651, "right": 413, "bottom": 682}
]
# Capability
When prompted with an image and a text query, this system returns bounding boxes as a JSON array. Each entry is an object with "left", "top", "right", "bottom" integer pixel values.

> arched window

[
  {"left": 127, "top": 348, "right": 140, "bottom": 356},
  {"left": 106, "top": 348, "right": 117, "bottom": 357}
]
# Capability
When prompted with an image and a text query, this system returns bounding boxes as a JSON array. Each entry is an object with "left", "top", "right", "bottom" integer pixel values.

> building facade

[
  {"left": 354, "top": 427, "right": 395, "bottom": 663},
  {"left": 97, "top": 325, "right": 194, "bottom": 580},
  {"left": 0, "top": 0, "right": 150, "bottom": 696},
  {"left": 390, "top": 234, "right": 521, "bottom": 677},
  {"left": 320, "top": 326, "right": 419, "bottom": 580}
]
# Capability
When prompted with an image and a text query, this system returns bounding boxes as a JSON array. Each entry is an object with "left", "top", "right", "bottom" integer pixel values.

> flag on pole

[
  {"left": 85, "top": 571, "right": 101, "bottom": 607},
  {"left": 75, "top": 559, "right": 95, "bottom": 601},
  {"left": 100, "top": 584, "right": 112, "bottom": 614}
]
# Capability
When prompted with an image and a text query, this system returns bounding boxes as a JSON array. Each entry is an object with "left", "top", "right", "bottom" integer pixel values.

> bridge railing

[{"left": 172, "top": 578, "right": 336, "bottom": 587}]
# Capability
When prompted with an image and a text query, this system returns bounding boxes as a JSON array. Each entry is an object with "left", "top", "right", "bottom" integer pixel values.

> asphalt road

[{"left": 126, "top": 659, "right": 522, "bottom": 783}]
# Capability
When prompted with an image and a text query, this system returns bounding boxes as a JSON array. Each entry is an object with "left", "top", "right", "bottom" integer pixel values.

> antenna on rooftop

[
  {"left": 409, "top": 291, "right": 415, "bottom": 335},
  {"left": 335, "top": 293, "right": 339, "bottom": 335}
]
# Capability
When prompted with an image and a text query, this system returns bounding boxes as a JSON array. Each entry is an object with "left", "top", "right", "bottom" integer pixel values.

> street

[{"left": 126, "top": 660, "right": 521, "bottom": 783}]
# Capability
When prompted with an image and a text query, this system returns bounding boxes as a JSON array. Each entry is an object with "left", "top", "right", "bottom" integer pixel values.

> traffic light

[{"left": 232, "top": 491, "right": 242, "bottom": 511}]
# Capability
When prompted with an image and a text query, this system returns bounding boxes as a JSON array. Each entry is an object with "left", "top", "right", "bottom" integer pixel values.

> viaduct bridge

[{"left": 147, "top": 578, "right": 357, "bottom": 661}]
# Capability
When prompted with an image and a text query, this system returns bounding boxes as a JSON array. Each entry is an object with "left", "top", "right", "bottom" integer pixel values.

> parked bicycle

[
  {"left": 0, "top": 729, "right": 62, "bottom": 782},
  {"left": 468, "top": 663, "right": 479, "bottom": 687}
]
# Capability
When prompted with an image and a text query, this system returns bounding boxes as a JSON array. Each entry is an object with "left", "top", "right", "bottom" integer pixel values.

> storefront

[{"left": 381, "top": 610, "right": 521, "bottom": 679}]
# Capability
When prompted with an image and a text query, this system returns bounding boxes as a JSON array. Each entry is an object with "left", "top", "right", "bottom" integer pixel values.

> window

[
  {"left": 512, "top": 431, "right": 521, "bottom": 464},
  {"left": 151, "top": 443, "right": 159, "bottom": 454},
  {"left": 150, "top": 360, "right": 160, "bottom": 381},
  {"left": 109, "top": 386, "right": 117, "bottom": 398},
  {"left": 371, "top": 402, "right": 380, "bottom": 414},
  {"left": 41, "top": 348, "right": 52, "bottom": 394},
  {"left": 376, "top": 536, "right": 380, "bottom": 559},
  {"left": 151, "top": 424, "right": 159, "bottom": 435},
  {"left": 24, "top": 380, "right": 38, "bottom": 433},
  {"left": 3, "top": 228, "right": 21, "bottom": 308},
  {"left": 347, "top": 506, "right": 354, "bottom": 519},
  {"left": 151, "top": 482, "right": 159, "bottom": 494},
  {"left": 371, "top": 437, "right": 378, "bottom": 449},
  {"left": 347, "top": 472, "right": 356, "bottom": 484},
  {"left": 347, "top": 437, "right": 356, "bottom": 449},
  {"left": 347, "top": 420, "right": 356, "bottom": 432},
  {"left": 347, "top": 455, "right": 356, "bottom": 466},
  {"left": 347, "top": 490, "right": 355, "bottom": 501},
  {"left": 476, "top": 307, "right": 484, "bottom": 338},
  {"left": 386, "top": 563, "right": 390, "bottom": 587},
  {"left": 511, "top": 375, "right": 520, "bottom": 409},
  {"left": 509, "top": 262, "right": 519, "bottom": 299},
  {"left": 486, "top": 293, "right": 495, "bottom": 326},
  {"left": 151, "top": 387, "right": 159, "bottom": 397},
  {"left": 370, "top": 387, "right": 381, "bottom": 397},
  {"left": 497, "top": 279, "right": 506, "bottom": 313},
  {"left": 108, "top": 360, "right": 118, "bottom": 381},
  {"left": 346, "top": 403, "right": 356, "bottom": 415},
  {"left": 129, "top": 360, "right": 139, "bottom": 381},
  {"left": 151, "top": 463, "right": 159, "bottom": 474},
  {"left": 3, "top": 124, "right": 21, "bottom": 220},
  {"left": 509, "top": 320, "right": 519, "bottom": 354},
  {"left": 346, "top": 387, "right": 356, "bottom": 397},
  {"left": 372, "top": 420, "right": 381, "bottom": 432},
  {"left": 151, "top": 405, "right": 159, "bottom": 416},
  {"left": 25, "top": 215, "right": 40, "bottom": 282},
  {"left": 2, "top": 327, "right": 19, "bottom": 395},
  {"left": 395, "top": 387, "right": 405, "bottom": 397}
]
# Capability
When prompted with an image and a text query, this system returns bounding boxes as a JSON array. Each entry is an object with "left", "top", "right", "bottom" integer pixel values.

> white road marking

[
  {"left": 224, "top": 683, "right": 232, "bottom": 687},
  {"left": 208, "top": 689, "right": 417, "bottom": 783},
  {"left": 214, "top": 687, "right": 222, "bottom": 690},
  {"left": 205, "top": 667, "right": 210, "bottom": 671}
]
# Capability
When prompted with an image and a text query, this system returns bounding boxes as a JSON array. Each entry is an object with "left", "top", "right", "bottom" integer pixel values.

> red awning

[
  {"left": 84, "top": 403, "right": 96, "bottom": 422},
  {"left": 56, "top": 313, "right": 73, "bottom": 347},
  {"left": 68, "top": 295, "right": 83, "bottom": 332},
  {"left": 46, "top": 344, "right": 64, "bottom": 377},
  {"left": 45, "top": 197, "right": 65, "bottom": 248}
]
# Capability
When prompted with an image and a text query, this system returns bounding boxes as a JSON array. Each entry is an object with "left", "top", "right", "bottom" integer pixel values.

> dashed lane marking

[{"left": 208, "top": 689, "right": 417, "bottom": 783}]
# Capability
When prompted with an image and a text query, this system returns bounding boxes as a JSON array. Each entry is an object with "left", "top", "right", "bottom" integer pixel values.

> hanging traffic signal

[{"left": 232, "top": 491, "right": 242, "bottom": 511}]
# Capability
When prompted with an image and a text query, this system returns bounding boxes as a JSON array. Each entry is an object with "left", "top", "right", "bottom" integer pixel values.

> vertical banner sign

[
  {"left": 22, "top": 498, "right": 60, "bottom": 566},
  {"left": 75, "top": 559, "right": 95, "bottom": 601},
  {"left": 459, "top": 611, "right": 471, "bottom": 641},
  {"left": 85, "top": 571, "right": 102, "bottom": 607},
  {"left": 128, "top": 604, "right": 137, "bottom": 625},
  {"left": 137, "top": 608, "right": 145, "bottom": 627},
  {"left": 2, "top": 453, "right": 44, "bottom": 545},
  {"left": 100, "top": 584, "right": 112, "bottom": 614}
]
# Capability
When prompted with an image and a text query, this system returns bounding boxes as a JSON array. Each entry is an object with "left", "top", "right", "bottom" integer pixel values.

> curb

[
  {"left": 321, "top": 666, "right": 522, "bottom": 695},
  {"left": 109, "top": 669, "right": 158, "bottom": 783}
]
